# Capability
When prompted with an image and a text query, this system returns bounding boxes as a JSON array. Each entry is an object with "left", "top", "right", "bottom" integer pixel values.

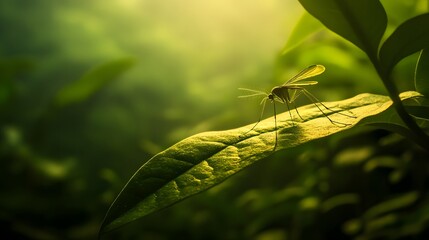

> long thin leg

[
  {"left": 303, "top": 90, "right": 356, "bottom": 118},
  {"left": 243, "top": 97, "right": 268, "bottom": 135},
  {"left": 273, "top": 100, "right": 278, "bottom": 150},
  {"left": 289, "top": 89, "right": 304, "bottom": 121},
  {"left": 293, "top": 101, "right": 304, "bottom": 121},
  {"left": 302, "top": 90, "right": 350, "bottom": 127},
  {"left": 284, "top": 99, "right": 294, "bottom": 126}
]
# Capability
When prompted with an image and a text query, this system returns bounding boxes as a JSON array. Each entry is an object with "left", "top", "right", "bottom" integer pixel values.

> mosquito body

[{"left": 239, "top": 65, "right": 355, "bottom": 149}]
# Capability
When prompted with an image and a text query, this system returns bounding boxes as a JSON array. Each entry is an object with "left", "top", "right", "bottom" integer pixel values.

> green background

[{"left": 1, "top": 0, "right": 427, "bottom": 239}]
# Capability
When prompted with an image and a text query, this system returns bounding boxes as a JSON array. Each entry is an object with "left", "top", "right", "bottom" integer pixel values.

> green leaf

[
  {"left": 358, "top": 96, "right": 429, "bottom": 139},
  {"left": 406, "top": 102, "right": 429, "bottom": 118},
  {"left": 54, "top": 57, "right": 135, "bottom": 108},
  {"left": 298, "top": 0, "right": 387, "bottom": 59},
  {"left": 100, "top": 91, "right": 420, "bottom": 234},
  {"left": 380, "top": 14, "right": 429, "bottom": 76},
  {"left": 415, "top": 49, "right": 429, "bottom": 97},
  {"left": 321, "top": 194, "right": 360, "bottom": 212},
  {"left": 363, "top": 191, "right": 419, "bottom": 220},
  {"left": 358, "top": 105, "right": 414, "bottom": 140},
  {"left": 282, "top": 12, "right": 324, "bottom": 54}
]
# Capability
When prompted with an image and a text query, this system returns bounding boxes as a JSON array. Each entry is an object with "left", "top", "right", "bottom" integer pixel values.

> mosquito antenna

[
  {"left": 238, "top": 88, "right": 267, "bottom": 95},
  {"left": 238, "top": 93, "right": 268, "bottom": 98}
]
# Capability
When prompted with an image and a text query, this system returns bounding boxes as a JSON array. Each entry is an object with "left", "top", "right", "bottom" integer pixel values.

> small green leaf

[
  {"left": 321, "top": 194, "right": 360, "bottom": 212},
  {"left": 282, "top": 12, "right": 324, "bottom": 54},
  {"left": 406, "top": 105, "right": 429, "bottom": 124},
  {"left": 415, "top": 49, "right": 429, "bottom": 97},
  {"left": 359, "top": 96, "right": 429, "bottom": 139},
  {"left": 380, "top": 14, "right": 429, "bottom": 76},
  {"left": 365, "top": 214, "right": 398, "bottom": 232},
  {"left": 363, "top": 191, "right": 419, "bottom": 220},
  {"left": 298, "top": 0, "right": 387, "bottom": 58},
  {"left": 54, "top": 57, "right": 135, "bottom": 108},
  {"left": 364, "top": 156, "right": 400, "bottom": 172},
  {"left": 100, "top": 91, "right": 420, "bottom": 234}
]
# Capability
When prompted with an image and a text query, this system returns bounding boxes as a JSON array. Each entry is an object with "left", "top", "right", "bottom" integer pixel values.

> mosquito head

[{"left": 268, "top": 93, "right": 275, "bottom": 102}]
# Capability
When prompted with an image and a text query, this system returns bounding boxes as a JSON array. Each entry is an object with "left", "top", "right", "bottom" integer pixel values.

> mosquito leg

[
  {"left": 303, "top": 90, "right": 356, "bottom": 119},
  {"left": 285, "top": 100, "right": 295, "bottom": 126},
  {"left": 319, "top": 100, "right": 356, "bottom": 118},
  {"left": 293, "top": 101, "right": 304, "bottom": 121},
  {"left": 302, "top": 90, "right": 350, "bottom": 127},
  {"left": 314, "top": 102, "right": 350, "bottom": 127},
  {"left": 242, "top": 97, "right": 268, "bottom": 136},
  {"left": 273, "top": 101, "right": 278, "bottom": 150}
]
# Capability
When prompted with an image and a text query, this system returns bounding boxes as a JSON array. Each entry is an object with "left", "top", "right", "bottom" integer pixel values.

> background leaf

[
  {"left": 380, "top": 14, "right": 429, "bottom": 76},
  {"left": 415, "top": 49, "right": 429, "bottom": 97},
  {"left": 363, "top": 191, "right": 419, "bottom": 220},
  {"left": 298, "top": 0, "right": 387, "bottom": 59},
  {"left": 282, "top": 12, "right": 324, "bottom": 54},
  {"left": 100, "top": 91, "right": 420, "bottom": 233},
  {"left": 53, "top": 57, "right": 135, "bottom": 108},
  {"left": 359, "top": 92, "right": 429, "bottom": 138}
]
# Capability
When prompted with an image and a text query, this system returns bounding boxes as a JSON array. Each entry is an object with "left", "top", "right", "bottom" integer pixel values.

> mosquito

[{"left": 239, "top": 64, "right": 355, "bottom": 149}]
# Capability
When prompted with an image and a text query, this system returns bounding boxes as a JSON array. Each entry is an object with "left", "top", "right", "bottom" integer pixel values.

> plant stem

[{"left": 375, "top": 62, "right": 429, "bottom": 150}]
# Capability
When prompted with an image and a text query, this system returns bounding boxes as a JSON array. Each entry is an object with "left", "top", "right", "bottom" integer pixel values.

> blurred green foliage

[{"left": 1, "top": 0, "right": 428, "bottom": 239}]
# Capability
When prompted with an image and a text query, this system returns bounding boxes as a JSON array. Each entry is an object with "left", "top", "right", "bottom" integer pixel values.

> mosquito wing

[
  {"left": 287, "top": 80, "right": 318, "bottom": 86},
  {"left": 283, "top": 65, "right": 325, "bottom": 85}
]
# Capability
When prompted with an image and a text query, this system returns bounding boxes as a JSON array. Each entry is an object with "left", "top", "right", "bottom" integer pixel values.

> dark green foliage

[
  {"left": 299, "top": 0, "right": 387, "bottom": 60},
  {"left": 102, "top": 0, "right": 429, "bottom": 238},
  {"left": 415, "top": 49, "right": 429, "bottom": 97},
  {"left": 299, "top": 0, "right": 429, "bottom": 149},
  {"left": 1, "top": 1, "right": 429, "bottom": 240},
  {"left": 380, "top": 14, "right": 429, "bottom": 76}
]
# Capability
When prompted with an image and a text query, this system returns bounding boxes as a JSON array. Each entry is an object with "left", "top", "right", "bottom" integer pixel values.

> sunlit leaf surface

[{"left": 100, "top": 91, "right": 420, "bottom": 233}]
